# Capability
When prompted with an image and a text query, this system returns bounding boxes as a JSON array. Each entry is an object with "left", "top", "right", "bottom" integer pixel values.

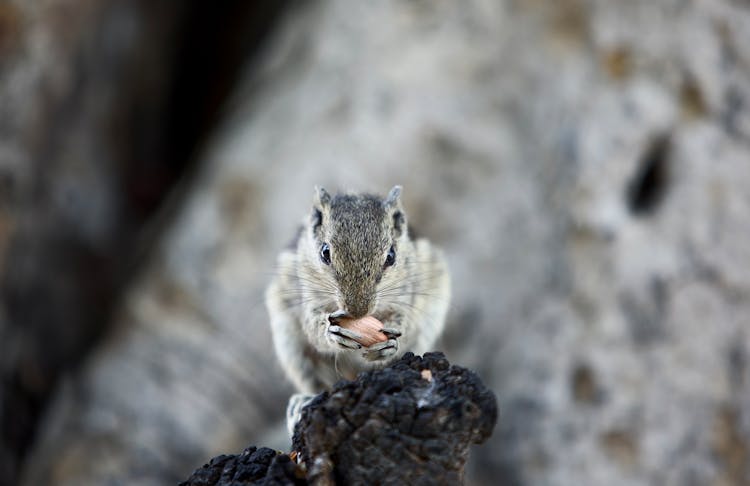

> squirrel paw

[
  {"left": 381, "top": 327, "right": 402, "bottom": 338},
  {"left": 286, "top": 393, "right": 315, "bottom": 437},
  {"left": 362, "top": 337, "right": 399, "bottom": 362},
  {"left": 327, "top": 324, "right": 363, "bottom": 350}
]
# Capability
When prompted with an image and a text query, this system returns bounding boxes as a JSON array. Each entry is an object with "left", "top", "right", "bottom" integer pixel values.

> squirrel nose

[
  {"left": 338, "top": 285, "right": 375, "bottom": 319},
  {"left": 341, "top": 300, "right": 372, "bottom": 319}
]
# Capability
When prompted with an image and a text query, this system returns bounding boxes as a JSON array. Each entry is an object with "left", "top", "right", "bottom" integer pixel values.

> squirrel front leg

[
  {"left": 267, "top": 309, "right": 321, "bottom": 394},
  {"left": 266, "top": 279, "right": 329, "bottom": 394},
  {"left": 268, "top": 305, "right": 334, "bottom": 435}
]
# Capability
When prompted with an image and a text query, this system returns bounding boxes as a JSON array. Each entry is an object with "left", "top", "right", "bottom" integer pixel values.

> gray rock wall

[{"left": 22, "top": 0, "right": 750, "bottom": 485}]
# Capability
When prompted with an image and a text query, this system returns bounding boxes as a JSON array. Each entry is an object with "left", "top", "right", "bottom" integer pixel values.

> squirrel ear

[
  {"left": 383, "top": 185, "right": 402, "bottom": 210},
  {"left": 314, "top": 186, "right": 332, "bottom": 208},
  {"left": 385, "top": 186, "right": 406, "bottom": 236}
]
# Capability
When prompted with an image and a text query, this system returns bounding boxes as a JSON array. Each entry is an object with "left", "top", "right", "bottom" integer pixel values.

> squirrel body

[{"left": 266, "top": 186, "right": 451, "bottom": 394}]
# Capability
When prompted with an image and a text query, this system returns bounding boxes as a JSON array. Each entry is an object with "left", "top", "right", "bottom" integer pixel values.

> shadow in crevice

[{"left": 626, "top": 134, "right": 672, "bottom": 217}]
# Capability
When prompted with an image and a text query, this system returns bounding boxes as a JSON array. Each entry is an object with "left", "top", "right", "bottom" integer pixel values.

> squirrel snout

[{"left": 337, "top": 297, "right": 374, "bottom": 320}]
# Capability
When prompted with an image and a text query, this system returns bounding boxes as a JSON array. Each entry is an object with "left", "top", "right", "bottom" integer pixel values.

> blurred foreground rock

[
  {"left": 180, "top": 353, "right": 497, "bottom": 485},
  {"left": 22, "top": 0, "right": 750, "bottom": 485}
]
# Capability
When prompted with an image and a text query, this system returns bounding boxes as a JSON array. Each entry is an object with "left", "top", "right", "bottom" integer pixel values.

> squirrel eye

[
  {"left": 320, "top": 243, "right": 331, "bottom": 265},
  {"left": 384, "top": 245, "right": 396, "bottom": 268}
]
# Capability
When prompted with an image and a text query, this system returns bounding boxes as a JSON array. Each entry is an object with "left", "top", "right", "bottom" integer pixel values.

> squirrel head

[{"left": 305, "top": 186, "right": 410, "bottom": 318}]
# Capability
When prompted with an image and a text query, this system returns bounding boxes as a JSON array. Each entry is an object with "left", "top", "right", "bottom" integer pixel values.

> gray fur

[{"left": 265, "top": 187, "right": 451, "bottom": 396}]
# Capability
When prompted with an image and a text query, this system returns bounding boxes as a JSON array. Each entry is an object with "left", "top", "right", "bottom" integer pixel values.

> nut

[{"left": 338, "top": 315, "right": 388, "bottom": 347}]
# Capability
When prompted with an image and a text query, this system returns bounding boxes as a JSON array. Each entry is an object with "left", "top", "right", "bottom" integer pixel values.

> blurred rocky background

[{"left": 2, "top": 0, "right": 749, "bottom": 485}]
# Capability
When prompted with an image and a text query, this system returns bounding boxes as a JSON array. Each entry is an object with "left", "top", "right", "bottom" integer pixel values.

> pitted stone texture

[{"left": 293, "top": 352, "right": 497, "bottom": 485}]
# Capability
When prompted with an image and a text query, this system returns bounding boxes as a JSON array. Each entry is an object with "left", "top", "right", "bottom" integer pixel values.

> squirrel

[{"left": 265, "top": 186, "right": 451, "bottom": 400}]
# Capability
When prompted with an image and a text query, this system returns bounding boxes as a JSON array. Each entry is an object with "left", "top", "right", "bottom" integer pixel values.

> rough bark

[
  {"left": 180, "top": 448, "right": 304, "bottom": 486},
  {"left": 180, "top": 353, "right": 497, "bottom": 485}
]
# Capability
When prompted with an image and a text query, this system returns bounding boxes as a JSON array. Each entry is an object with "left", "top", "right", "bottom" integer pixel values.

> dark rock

[
  {"left": 180, "top": 447, "right": 304, "bottom": 486},
  {"left": 292, "top": 352, "right": 496, "bottom": 485},
  {"left": 180, "top": 353, "right": 497, "bottom": 485}
]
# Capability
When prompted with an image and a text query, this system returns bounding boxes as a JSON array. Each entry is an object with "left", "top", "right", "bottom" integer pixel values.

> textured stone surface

[
  {"left": 180, "top": 353, "right": 496, "bottom": 485},
  {"left": 293, "top": 352, "right": 496, "bottom": 485},
  {"left": 179, "top": 447, "right": 304, "bottom": 486},
  {"left": 23, "top": 0, "right": 750, "bottom": 485}
]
